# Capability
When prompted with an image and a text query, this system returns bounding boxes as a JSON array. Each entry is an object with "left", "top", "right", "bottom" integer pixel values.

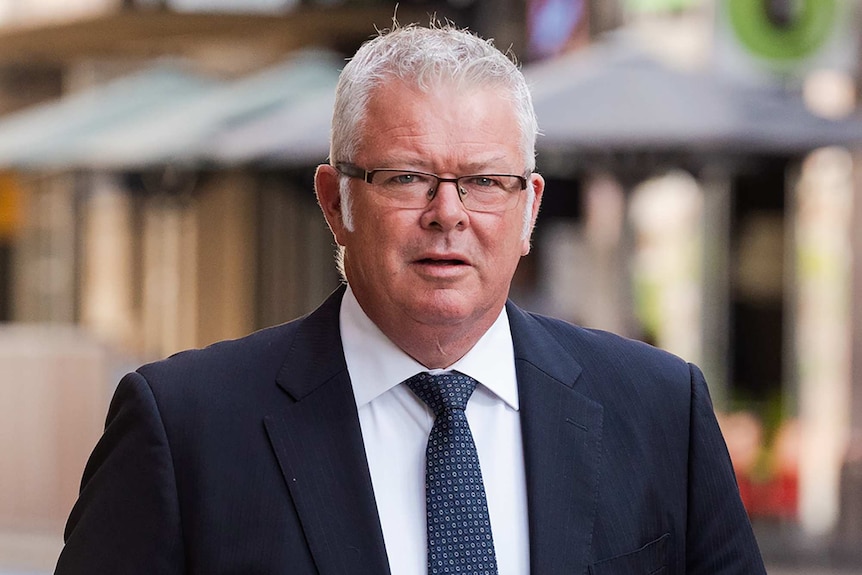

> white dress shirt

[{"left": 340, "top": 286, "right": 530, "bottom": 575}]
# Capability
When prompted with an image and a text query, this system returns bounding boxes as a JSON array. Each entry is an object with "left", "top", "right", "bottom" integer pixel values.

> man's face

[{"left": 318, "top": 80, "right": 543, "bottom": 359}]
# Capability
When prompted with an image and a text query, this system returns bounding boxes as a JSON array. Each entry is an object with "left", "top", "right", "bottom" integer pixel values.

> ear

[
  {"left": 521, "top": 173, "right": 545, "bottom": 256},
  {"left": 315, "top": 164, "right": 349, "bottom": 246}
]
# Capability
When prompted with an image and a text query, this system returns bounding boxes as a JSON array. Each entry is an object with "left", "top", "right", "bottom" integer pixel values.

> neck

[
  {"left": 394, "top": 326, "right": 487, "bottom": 370},
  {"left": 354, "top": 296, "right": 502, "bottom": 370}
]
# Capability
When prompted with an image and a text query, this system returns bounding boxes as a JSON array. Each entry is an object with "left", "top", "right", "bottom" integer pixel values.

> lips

[
  {"left": 414, "top": 251, "right": 470, "bottom": 265},
  {"left": 417, "top": 258, "right": 467, "bottom": 266}
]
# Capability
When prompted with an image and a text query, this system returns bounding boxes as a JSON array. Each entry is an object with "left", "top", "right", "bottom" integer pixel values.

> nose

[{"left": 421, "top": 180, "right": 468, "bottom": 231}]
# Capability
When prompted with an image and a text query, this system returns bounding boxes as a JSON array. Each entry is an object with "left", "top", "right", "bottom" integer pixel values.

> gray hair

[
  {"left": 329, "top": 22, "right": 540, "bottom": 280},
  {"left": 330, "top": 22, "right": 538, "bottom": 170}
]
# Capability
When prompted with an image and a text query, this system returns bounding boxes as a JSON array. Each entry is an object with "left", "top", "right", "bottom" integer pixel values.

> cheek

[
  {"left": 488, "top": 215, "right": 528, "bottom": 256},
  {"left": 354, "top": 213, "right": 411, "bottom": 264}
]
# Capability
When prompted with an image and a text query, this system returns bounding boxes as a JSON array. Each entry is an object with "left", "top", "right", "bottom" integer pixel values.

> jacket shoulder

[
  {"left": 136, "top": 287, "right": 345, "bottom": 390},
  {"left": 519, "top": 308, "right": 691, "bottom": 376},
  {"left": 137, "top": 318, "right": 303, "bottom": 388},
  {"left": 510, "top": 305, "right": 696, "bottom": 411}
]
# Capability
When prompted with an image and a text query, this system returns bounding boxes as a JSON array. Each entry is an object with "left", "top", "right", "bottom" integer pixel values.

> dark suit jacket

[{"left": 56, "top": 287, "right": 765, "bottom": 574}]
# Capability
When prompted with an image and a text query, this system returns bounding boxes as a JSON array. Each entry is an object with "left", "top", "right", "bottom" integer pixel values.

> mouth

[
  {"left": 412, "top": 254, "right": 472, "bottom": 278},
  {"left": 416, "top": 257, "right": 468, "bottom": 266}
]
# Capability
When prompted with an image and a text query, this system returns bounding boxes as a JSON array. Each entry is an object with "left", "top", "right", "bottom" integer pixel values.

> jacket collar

[
  {"left": 266, "top": 286, "right": 393, "bottom": 575},
  {"left": 508, "top": 302, "right": 604, "bottom": 574}
]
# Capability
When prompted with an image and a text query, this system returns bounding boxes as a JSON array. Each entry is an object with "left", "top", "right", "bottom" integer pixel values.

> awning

[
  {"left": 0, "top": 49, "right": 341, "bottom": 170},
  {"left": 525, "top": 33, "right": 862, "bottom": 158},
  {"left": 207, "top": 82, "right": 335, "bottom": 166},
  {"left": 71, "top": 49, "right": 340, "bottom": 169},
  {"left": 0, "top": 64, "right": 221, "bottom": 169}
]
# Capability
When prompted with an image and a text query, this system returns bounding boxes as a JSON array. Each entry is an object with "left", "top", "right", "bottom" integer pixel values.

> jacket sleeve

[
  {"left": 55, "top": 371, "right": 185, "bottom": 575},
  {"left": 685, "top": 363, "right": 766, "bottom": 574}
]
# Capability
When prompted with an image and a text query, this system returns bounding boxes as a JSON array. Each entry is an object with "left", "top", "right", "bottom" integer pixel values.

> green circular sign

[{"left": 728, "top": 0, "right": 838, "bottom": 61}]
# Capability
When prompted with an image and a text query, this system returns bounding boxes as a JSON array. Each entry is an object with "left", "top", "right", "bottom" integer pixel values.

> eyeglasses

[{"left": 335, "top": 162, "right": 529, "bottom": 213}]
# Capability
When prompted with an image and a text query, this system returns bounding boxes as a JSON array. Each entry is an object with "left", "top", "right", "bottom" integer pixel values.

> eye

[
  {"left": 464, "top": 176, "right": 504, "bottom": 189},
  {"left": 393, "top": 173, "right": 419, "bottom": 184},
  {"left": 382, "top": 171, "right": 433, "bottom": 187}
]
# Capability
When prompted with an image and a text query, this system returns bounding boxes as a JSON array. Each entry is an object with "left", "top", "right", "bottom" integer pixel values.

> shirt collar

[{"left": 340, "top": 286, "right": 519, "bottom": 411}]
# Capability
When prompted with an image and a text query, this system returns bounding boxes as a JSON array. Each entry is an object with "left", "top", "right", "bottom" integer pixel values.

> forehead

[{"left": 357, "top": 79, "right": 522, "bottom": 168}]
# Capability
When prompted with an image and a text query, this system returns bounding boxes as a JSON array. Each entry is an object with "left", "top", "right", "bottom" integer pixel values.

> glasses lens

[
  {"left": 369, "top": 170, "right": 435, "bottom": 208},
  {"left": 458, "top": 175, "right": 522, "bottom": 212}
]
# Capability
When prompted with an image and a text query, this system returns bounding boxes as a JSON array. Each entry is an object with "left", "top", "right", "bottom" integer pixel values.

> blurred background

[{"left": 0, "top": 0, "right": 860, "bottom": 573}]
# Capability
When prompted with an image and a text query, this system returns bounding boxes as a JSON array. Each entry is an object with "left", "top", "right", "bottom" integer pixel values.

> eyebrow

[{"left": 371, "top": 156, "right": 515, "bottom": 174}]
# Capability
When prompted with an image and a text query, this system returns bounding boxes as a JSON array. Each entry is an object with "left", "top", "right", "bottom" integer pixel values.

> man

[{"left": 56, "top": 23, "right": 766, "bottom": 575}]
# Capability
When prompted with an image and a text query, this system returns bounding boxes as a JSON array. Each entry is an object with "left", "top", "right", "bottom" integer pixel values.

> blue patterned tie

[{"left": 405, "top": 371, "right": 498, "bottom": 575}]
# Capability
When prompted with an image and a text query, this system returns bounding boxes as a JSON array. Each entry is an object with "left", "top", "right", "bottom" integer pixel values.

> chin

[{"left": 408, "top": 291, "right": 488, "bottom": 326}]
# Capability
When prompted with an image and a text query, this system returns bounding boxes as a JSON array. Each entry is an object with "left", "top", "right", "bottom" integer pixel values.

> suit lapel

[
  {"left": 264, "top": 288, "right": 391, "bottom": 575},
  {"left": 508, "top": 302, "right": 604, "bottom": 574}
]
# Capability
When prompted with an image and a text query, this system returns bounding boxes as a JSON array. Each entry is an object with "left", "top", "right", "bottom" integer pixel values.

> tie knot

[{"left": 405, "top": 371, "right": 478, "bottom": 416}]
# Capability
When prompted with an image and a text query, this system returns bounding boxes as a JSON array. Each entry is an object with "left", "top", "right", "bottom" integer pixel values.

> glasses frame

[{"left": 334, "top": 162, "right": 529, "bottom": 212}]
